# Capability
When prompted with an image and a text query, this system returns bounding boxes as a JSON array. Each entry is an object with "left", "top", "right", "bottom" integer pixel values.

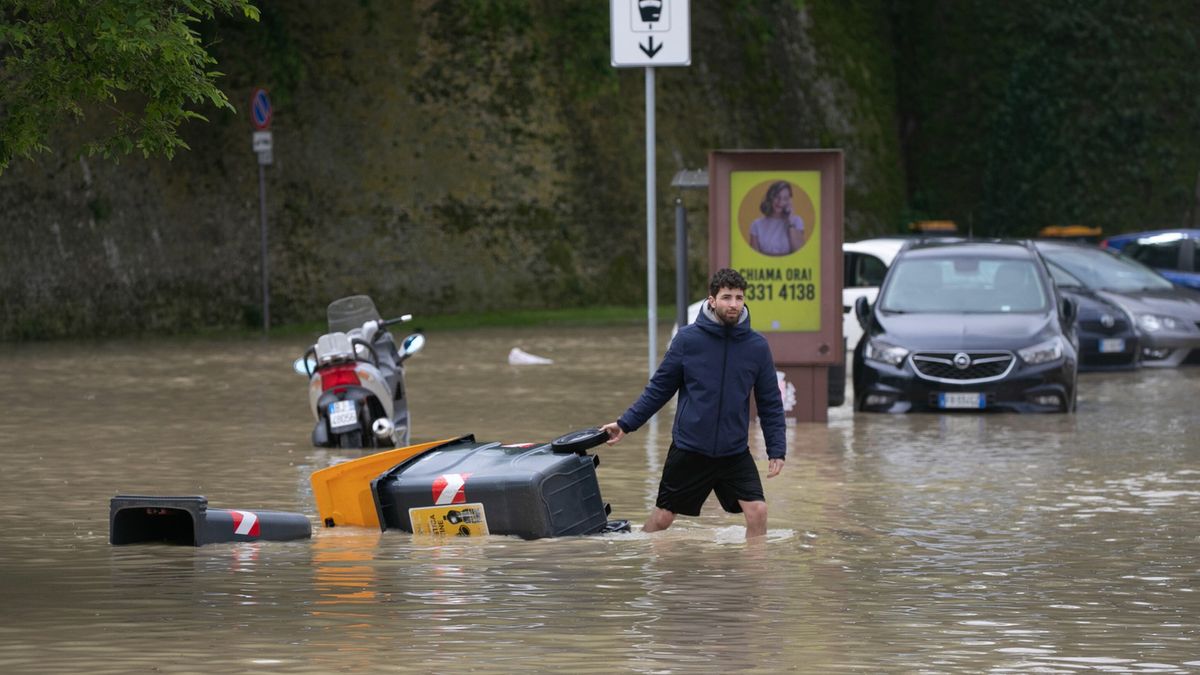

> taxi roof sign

[
  {"left": 908, "top": 220, "right": 958, "bottom": 232},
  {"left": 1038, "top": 224, "right": 1102, "bottom": 239}
]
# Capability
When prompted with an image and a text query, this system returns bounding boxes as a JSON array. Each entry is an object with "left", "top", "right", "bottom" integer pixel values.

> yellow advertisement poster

[
  {"left": 408, "top": 503, "right": 489, "bottom": 537},
  {"left": 729, "top": 170, "right": 822, "bottom": 332}
]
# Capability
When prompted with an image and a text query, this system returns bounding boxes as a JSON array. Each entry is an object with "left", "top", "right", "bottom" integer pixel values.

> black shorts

[{"left": 655, "top": 443, "right": 765, "bottom": 516}]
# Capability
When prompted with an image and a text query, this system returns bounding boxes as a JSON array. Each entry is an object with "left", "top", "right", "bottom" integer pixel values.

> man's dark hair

[{"left": 709, "top": 268, "right": 747, "bottom": 297}]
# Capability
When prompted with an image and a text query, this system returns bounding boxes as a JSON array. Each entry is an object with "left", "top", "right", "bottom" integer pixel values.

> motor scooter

[{"left": 294, "top": 295, "right": 426, "bottom": 449}]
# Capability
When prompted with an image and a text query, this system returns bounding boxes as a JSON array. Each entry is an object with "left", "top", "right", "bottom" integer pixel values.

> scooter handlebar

[
  {"left": 350, "top": 337, "right": 379, "bottom": 368},
  {"left": 381, "top": 314, "right": 413, "bottom": 327}
]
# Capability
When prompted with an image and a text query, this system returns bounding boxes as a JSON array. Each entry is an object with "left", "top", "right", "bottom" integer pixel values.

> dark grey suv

[
  {"left": 853, "top": 240, "right": 1079, "bottom": 413},
  {"left": 1036, "top": 240, "right": 1200, "bottom": 367}
]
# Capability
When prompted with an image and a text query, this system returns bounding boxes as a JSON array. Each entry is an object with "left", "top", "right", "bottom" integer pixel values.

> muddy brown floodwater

[{"left": 1, "top": 325, "right": 1198, "bottom": 673}]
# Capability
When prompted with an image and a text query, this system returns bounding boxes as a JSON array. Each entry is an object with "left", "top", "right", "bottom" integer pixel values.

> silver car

[{"left": 1036, "top": 241, "right": 1200, "bottom": 367}]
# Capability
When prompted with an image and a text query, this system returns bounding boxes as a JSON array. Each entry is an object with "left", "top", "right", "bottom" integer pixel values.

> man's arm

[
  {"left": 753, "top": 344, "right": 787, "bottom": 476},
  {"left": 602, "top": 339, "right": 685, "bottom": 444},
  {"left": 600, "top": 421, "right": 625, "bottom": 445}
]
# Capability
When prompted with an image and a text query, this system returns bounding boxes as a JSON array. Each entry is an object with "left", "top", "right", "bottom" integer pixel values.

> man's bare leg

[
  {"left": 642, "top": 507, "right": 676, "bottom": 533},
  {"left": 740, "top": 499, "right": 767, "bottom": 539}
]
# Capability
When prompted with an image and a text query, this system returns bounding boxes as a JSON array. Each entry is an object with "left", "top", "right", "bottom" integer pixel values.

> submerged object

[
  {"left": 312, "top": 429, "right": 629, "bottom": 539},
  {"left": 109, "top": 495, "right": 311, "bottom": 546},
  {"left": 508, "top": 347, "right": 553, "bottom": 365},
  {"left": 310, "top": 437, "right": 456, "bottom": 529}
]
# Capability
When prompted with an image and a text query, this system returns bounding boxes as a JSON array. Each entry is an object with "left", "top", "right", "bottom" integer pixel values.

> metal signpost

[
  {"left": 611, "top": 0, "right": 691, "bottom": 378},
  {"left": 250, "top": 88, "right": 273, "bottom": 335}
]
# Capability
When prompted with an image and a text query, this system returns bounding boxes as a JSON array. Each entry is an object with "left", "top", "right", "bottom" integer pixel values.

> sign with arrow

[{"left": 610, "top": 0, "right": 690, "bottom": 68}]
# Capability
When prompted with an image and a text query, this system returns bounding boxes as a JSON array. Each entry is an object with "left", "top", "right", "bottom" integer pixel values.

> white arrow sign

[{"left": 610, "top": 0, "right": 690, "bottom": 68}]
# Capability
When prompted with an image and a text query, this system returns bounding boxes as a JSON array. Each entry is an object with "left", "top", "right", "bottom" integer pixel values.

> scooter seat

[{"left": 316, "top": 332, "right": 355, "bottom": 365}]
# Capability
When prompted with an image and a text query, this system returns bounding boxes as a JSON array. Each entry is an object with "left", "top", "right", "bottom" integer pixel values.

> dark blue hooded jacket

[{"left": 617, "top": 304, "right": 787, "bottom": 459}]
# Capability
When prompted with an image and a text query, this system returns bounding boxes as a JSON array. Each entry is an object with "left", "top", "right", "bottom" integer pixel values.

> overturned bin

[
  {"left": 110, "top": 495, "right": 311, "bottom": 546},
  {"left": 312, "top": 430, "right": 629, "bottom": 539}
]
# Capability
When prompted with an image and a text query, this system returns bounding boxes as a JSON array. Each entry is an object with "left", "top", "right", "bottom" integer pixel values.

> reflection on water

[{"left": 0, "top": 328, "right": 1198, "bottom": 672}]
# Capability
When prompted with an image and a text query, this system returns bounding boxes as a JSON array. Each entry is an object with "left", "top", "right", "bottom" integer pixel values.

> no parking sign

[
  {"left": 250, "top": 88, "right": 272, "bottom": 130},
  {"left": 249, "top": 88, "right": 272, "bottom": 166}
]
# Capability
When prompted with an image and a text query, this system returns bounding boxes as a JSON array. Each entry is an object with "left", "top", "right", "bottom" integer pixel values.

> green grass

[
  {"left": 410, "top": 305, "right": 677, "bottom": 331},
  {"left": 7, "top": 305, "right": 687, "bottom": 343},
  {"left": 34, "top": 305, "right": 685, "bottom": 343},
  {"left": 264, "top": 304, "right": 682, "bottom": 340}
]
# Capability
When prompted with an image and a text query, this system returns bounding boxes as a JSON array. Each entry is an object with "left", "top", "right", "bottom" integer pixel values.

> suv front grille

[
  {"left": 911, "top": 351, "right": 1016, "bottom": 383},
  {"left": 1080, "top": 316, "right": 1130, "bottom": 335}
]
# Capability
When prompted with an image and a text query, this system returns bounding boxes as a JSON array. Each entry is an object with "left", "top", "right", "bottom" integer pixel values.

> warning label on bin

[
  {"left": 409, "top": 503, "right": 489, "bottom": 537},
  {"left": 432, "top": 473, "right": 471, "bottom": 505}
]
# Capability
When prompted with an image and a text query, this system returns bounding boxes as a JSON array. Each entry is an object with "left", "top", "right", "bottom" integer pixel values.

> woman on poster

[{"left": 749, "top": 181, "right": 805, "bottom": 256}]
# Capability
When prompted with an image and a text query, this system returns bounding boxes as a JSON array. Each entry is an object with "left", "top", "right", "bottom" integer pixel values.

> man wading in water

[{"left": 601, "top": 268, "right": 787, "bottom": 539}]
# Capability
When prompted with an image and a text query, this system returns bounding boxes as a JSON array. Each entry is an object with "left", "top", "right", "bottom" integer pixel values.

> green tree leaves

[
  {"left": 0, "top": 0, "right": 259, "bottom": 173},
  {"left": 896, "top": 0, "right": 1200, "bottom": 235}
]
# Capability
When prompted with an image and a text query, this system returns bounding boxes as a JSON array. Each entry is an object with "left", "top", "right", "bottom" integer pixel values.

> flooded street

[{"left": 1, "top": 324, "right": 1198, "bottom": 673}]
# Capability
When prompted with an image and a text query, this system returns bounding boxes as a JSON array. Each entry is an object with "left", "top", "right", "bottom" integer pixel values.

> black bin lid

[{"left": 550, "top": 428, "right": 607, "bottom": 455}]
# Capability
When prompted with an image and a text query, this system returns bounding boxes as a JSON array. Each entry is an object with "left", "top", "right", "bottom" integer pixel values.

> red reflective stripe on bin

[
  {"left": 231, "top": 510, "right": 261, "bottom": 536},
  {"left": 432, "top": 473, "right": 470, "bottom": 505}
]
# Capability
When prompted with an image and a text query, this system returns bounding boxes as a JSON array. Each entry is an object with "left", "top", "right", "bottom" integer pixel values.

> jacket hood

[{"left": 697, "top": 301, "right": 751, "bottom": 337}]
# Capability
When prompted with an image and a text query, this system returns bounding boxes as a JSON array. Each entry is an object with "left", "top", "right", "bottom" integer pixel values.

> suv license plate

[
  {"left": 1098, "top": 338, "right": 1125, "bottom": 353},
  {"left": 938, "top": 392, "right": 984, "bottom": 409},
  {"left": 329, "top": 400, "right": 358, "bottom": 429}
]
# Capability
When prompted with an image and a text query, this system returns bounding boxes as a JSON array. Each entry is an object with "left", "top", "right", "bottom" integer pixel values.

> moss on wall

[{"left": 10, "top": 0, "right": 1115, "bottom": 338}]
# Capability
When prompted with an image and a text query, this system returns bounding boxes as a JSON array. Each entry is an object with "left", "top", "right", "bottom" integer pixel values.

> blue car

[{"left": 1101, "top": 229, "right": 1200, "bottom": 290}]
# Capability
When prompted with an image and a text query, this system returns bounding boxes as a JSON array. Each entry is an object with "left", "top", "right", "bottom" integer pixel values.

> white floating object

[{"left": 508, "top": 347, "right": 553, "bottom": 365}]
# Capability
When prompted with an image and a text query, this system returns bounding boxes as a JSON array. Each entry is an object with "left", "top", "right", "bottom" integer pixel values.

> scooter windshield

[{"left": 326, "top": 295, "right": 382, "bottom": 333}]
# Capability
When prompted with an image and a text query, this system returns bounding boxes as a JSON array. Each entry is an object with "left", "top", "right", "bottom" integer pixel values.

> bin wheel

[{"left": 551, "top": 428, "right": 607, "bottom": 454}]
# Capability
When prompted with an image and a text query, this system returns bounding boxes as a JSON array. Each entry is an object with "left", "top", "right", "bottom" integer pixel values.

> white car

[
  {"left": 841, "top": 238, "right": 906, "bottom": 348},
  {"left": 677, "top": 238, "right": 906, "bottom": 351}
]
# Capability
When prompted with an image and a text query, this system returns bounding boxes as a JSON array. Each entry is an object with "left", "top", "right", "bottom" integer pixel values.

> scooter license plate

[{"left": 328, "top": 400, "right": 358, "bottom": 430}]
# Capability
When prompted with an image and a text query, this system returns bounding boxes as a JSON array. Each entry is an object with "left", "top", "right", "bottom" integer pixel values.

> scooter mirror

[
  {"left": 292, "top": 356, "right": 316, "bottom": 376},
  {"left": 401, "top": 333, "right": 426, "bottom": 358}
]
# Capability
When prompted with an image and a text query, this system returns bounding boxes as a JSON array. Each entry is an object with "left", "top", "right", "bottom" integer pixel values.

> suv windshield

[
  {"left": 1039, "top": 246, "right": 1173, "bottom": 291},
  {"left": 880, "top": 257, "right": 1048, "bottom": 313}
]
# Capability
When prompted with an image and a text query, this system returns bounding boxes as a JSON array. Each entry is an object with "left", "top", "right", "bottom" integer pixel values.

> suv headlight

[
  {"left": 864, "top": 339, "right": 909, "bottom": 366},
  {"left": 1019, "top": 336, "right": 1064, "bottom": 365},
  {"left": 1136, "top": 314, "right": 1181, "bottom": 332}
]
